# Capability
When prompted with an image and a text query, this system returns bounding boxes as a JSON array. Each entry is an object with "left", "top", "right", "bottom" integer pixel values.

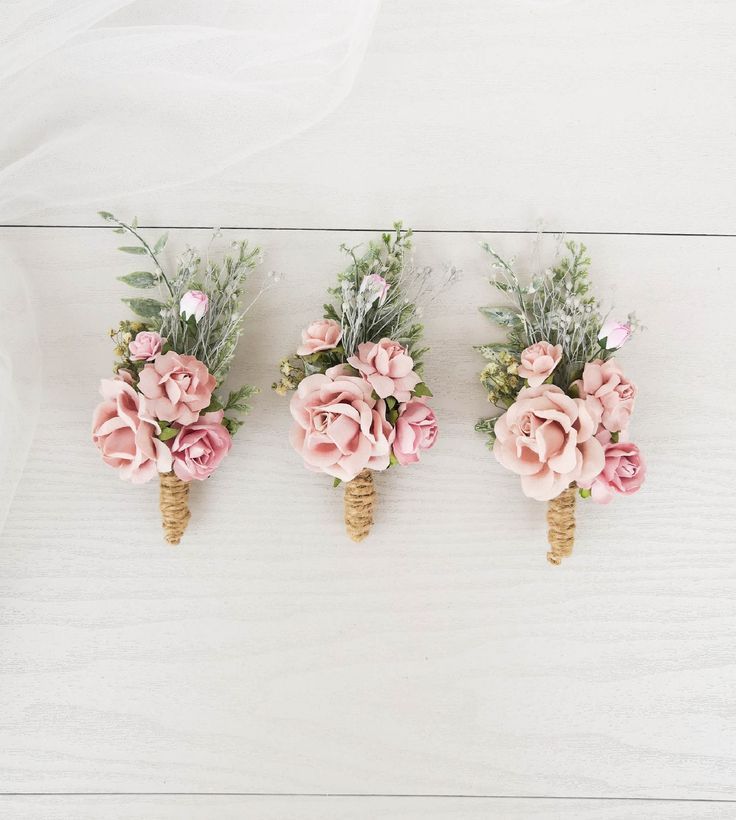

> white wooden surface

[
  {"left": 11, "top": 0, "right": 736, "bottom": 233},
  {"left": 2, "top": 1, "right": 736, "bottom": 816}
]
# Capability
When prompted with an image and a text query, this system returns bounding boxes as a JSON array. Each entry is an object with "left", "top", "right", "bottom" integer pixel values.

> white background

[{"left": 2, "top": 1, "right": 736, "bottom": 817}]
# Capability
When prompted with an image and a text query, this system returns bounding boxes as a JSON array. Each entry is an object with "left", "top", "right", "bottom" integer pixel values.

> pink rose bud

[
  {"left": 180, "top": 290, "right": 209, "bottom": 323},
  {"left": 296, "top": 319, "right": 342, "bottom": 356},
  {"left": 128, "top": 331, "right": 165, "bottom": 362},
  {"left": 517, "top": 341, "right": 563, "bottom": 388},
  {"left": 598, "top": 319, "right": 632, "bottom": 350},
  {"left": 362, "top": 274, "right": 390, "bottom": 306}
]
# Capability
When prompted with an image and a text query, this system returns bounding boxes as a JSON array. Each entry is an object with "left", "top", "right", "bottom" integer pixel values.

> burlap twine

[
  {"left": 344, "top": 468, "right": 375, "bottom": 542},
  {"left": 159, "top": 471, "right": 191, "bottom": 545},
  {"left": 546, "top": 484, "right": 577, "bottom": 565}
]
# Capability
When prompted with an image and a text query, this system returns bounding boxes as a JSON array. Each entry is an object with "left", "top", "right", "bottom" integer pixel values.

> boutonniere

[
  {"left": 476, "top": 240, "right": 645, "bottom": 564},
  {"left": 92, "top": 213, "right": 266, "bottom": 544},
  {"left": 275, "top": 224, "right": 449, "bottom": 541}
]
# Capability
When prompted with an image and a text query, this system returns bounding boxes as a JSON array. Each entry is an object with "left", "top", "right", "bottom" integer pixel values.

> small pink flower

[
  {"left": 138, "top": 351, "right": 216, "bottom": 425},
  {"left": 582, "top": 436, "right": 646, "bottom": 504},
  {"left": 573, "top": 358, "right": 637, "bottom": 433},
  {"left": 296, "top": 319, "right": 342, "bottom": 357},
  {"left": 92, "top": 377, "right": 172, "bottom": 483},
  {"left": 362, "top": 274, "right": 390, "bottom": 306},
  {"left": 347, "top": 338, "right": 421, "bottom": 402},
  {"left": 129, "top": 331, "right": 165, "bottom": 362},
  {"left": 493, "top": 383, "right": 605, "bottom": 501},
  {"left": 518, "top": 341, "right": 563, "bottom": 388},
  {"left": 599, "top": 319, "right": 632, "bottom": 350},
  {"left": 180, "top": 290, "right": 209, "bottom": 323},
  {"left": 289, "top": 369, "right": 391, "bottom": 481},
  {"left": 392, "top": 399, "right": 438, "bottom": 466},
  {"left": 171, "top": 411, "right": 232, "bottom": 481}
]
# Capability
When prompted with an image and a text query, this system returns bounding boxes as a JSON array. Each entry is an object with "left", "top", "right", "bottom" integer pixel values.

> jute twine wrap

[
  {"left": 159, "top": 471, "right": 191, "bottom": 545},
  {"left": 344, "top": 468, "right": 375, "bottom": 542},
  {"left": 546, "top": 484, "right": 577, "bottom": 565}
]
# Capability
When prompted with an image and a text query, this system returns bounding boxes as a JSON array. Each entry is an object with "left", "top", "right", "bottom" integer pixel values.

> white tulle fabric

[{"left": 0, "top": 0, "right": 379, "bottom": 531}]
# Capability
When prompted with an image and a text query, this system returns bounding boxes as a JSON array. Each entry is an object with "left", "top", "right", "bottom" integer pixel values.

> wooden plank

[
  {"left": 0, "top": 795, "right": 733, "bottom": 820},
  {"left": 8, "top": 1, "right": 735, "bottom": 232},
  {"left": 0, "top": 228, "right": 734, "bottom": 797}
]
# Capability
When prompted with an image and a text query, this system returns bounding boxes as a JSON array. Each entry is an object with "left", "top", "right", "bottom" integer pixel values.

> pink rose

[
  {"left": 518, "top": 341, "right": 563, "bottom": 388},
  {"left": 128, "top": 331, "right": 165, "bottom": 362},
  {"left": 92, "top": 377, "right": 172, "bottom": 483},
  {"left": 392, "top": 399, "right": 438, "bottom": 466},
  {"left": 296, "top": 319, "right": 342, "bottom": 356},
  {"left": 347, "top": 338, "right": 421, "bottom": 401},
  {"left": 493, "top": 383, "right": 605, "bottom": 501},
  {"left": 573, "top": 358, "right": 637, "bottom": 433},
  {"left": 289, "top": 369, "right": 392, "bottom": 481},
  {"left": 180, "top": 290, "right": 208, "bottom": 323},
  {"left": 170, "top": 410, "right": 232, "bottom": 482},
  {"left": 583, "top": 436, "right": 646, "bottom": 504},
  {"left": 599, "top": 319, "right": 632, "bottom": 350},
  {"left": 138, "top": 351, "right": 216, "bottom": 425}
]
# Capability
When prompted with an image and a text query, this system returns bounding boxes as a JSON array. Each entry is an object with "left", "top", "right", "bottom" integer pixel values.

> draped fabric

[{"left": 0, "top": 0, "right": 380, "bottom": 531}]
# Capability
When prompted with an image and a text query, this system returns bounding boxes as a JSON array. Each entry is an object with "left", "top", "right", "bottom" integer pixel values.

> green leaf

[
  {"left": 203, "top": 395, "right": 223, "bottom": 413},
  {"left": 475, "top": 417, "right": 498, "bottom": 434},
  {"left": 123, "top": 298, "right": 164, "bottom": 319},
  {"left": 389, "top": 451, "right": 399, "bottom": 467},
  {"left": 413, "top": 382, "right": 433, "bottom": 398},
  {"left": 154, "top": 233, "right": 169, "bottom": 253},
  {"left": 479, "top": 306, "right": 522, "bottom": 327},
  {"left": 118, "top": 271, "right": 157, "bottom": 289},
  {"left": 333, "top": 477, "right": 342, "bottom": 488},
  {"left": 158, "top": 426, "right": 178, "bottom": 441},
  {"left": 610, "top": 431, "right": 620, "bottom": 443},
  {"left": 385, "top": 396, "right": 398, "bottom": 410},
  {"left": 579, "top": 488, "right": 592, "bottom": 499},
  {"left": 98, "top": 210, "right": 114, "bottom": 221},
  {"left": 118, "top": 245, "right": 148, "bottom": 255}
]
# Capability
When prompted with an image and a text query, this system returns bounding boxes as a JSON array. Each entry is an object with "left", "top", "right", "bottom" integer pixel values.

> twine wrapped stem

[
  {"left": 344, "top": 468, "right": 375, "bottom": 542},
  {"left": 159, "top": 471, "right": 191, "bottom": 545},
  {"left": 546, "top": 484, "right": 577, "bottom": 565}
]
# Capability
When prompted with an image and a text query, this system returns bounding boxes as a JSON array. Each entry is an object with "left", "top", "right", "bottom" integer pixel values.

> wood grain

[
  {"left": 1, "top": 228, "right": 734, "bottom": 798},
  {"left": 1, "top": 795, "right": 734, "bottom": 819},
  {"left": 8, "top": 0, "right": 736, "bottom": 233}
]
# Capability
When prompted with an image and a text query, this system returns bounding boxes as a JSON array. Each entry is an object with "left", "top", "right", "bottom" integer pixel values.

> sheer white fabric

[{"left": 0, "top": 0, "right": 380, "bottom": 531}]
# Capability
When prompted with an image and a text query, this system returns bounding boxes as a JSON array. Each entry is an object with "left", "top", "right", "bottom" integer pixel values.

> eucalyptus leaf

[
  {"left": 118, "top": 271, "right": 157, "bottom": 289},
  {"left": 123, "top": 297, "right": 164, "bottom": 319},
  {"left": 479, "top": 306, "right": 522, "bottom": 327},
  {"left": 154, "top": 233, "right": 169, "bottom": 253},
  {"left": 118, "top": 245, "right": 148, "bottom": 255}
]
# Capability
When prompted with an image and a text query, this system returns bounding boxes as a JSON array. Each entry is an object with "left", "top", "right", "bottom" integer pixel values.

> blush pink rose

[
  {"left": 289, "top": 368, "right": 392, "bottom": 481},
  {"left": 92, "top": 377, "right": 172, "bottom": 483},
  {"left": 296, "top": 319, "right": 342, "bottom": 356},
  {"left": 518, "top": 341, "right": 563, "bottom": 388},
  {"left": 129, "top": 331, "right": 165, "bottom": 362},
  {"left": 582, "top": 435, "right": 646, "bottom": 504},
  {"left": 392, "top": 399, "right": 438, "bottom": 466},
  {"left": 573, "top": 358, "right": 637, "bottom": 433},
  {"left": 493, "top": 384, "right": 605, "bottom": 501},
  {"left": 170, "top": 410, "right": 232, "bottom": 482},
  {"left": 347, "top": 338, "right": 421, "bottom": 402},
  {"left": 138, "top": 351, "right": 216, "bottom": 425}
]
